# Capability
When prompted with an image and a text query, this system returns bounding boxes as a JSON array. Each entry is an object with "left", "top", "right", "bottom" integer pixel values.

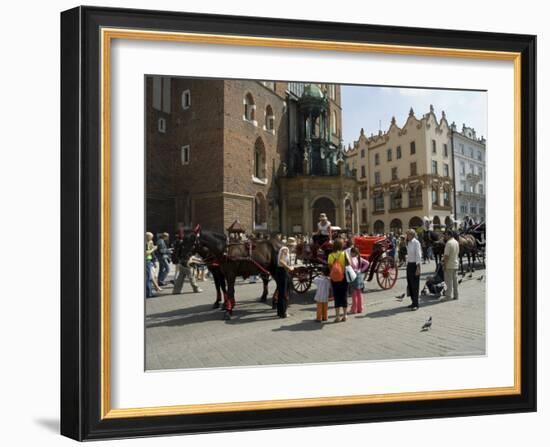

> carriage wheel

[
  {"left": 376, "top": 257, "right": 398, "bottom": 290},
  {"left": 291, "top": 268, "right": 312, "bottom": 294}
]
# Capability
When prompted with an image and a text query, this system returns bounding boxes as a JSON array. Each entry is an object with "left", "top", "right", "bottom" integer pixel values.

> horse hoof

[
  {"left": 223, "top": 312, "right": 231, "bottom": 320},
  {"left": 212, "top": 302, "right": 220, "bottom": 309},
  {"left": 260, "top": 296, "right": 267, "bottom": 302}
]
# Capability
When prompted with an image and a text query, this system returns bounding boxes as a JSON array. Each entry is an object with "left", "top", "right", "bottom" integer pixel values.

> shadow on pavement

[
  {"left": 361, "top": 294, "right": 452, "bottom": 319},
  {"left": 271, "top": 319, "right": 325, "bottom": 332}
]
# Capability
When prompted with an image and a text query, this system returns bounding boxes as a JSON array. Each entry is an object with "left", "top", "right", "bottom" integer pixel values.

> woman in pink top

[{"left": 348, "top": 246, "right": 369, "bottom": 314}]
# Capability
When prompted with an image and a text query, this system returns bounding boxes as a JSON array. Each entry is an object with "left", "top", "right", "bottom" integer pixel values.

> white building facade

[{"left": 451, "top": 123, "right": 486, "bottom": 224}]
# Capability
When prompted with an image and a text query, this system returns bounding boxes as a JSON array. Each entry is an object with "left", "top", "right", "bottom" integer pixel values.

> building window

[
  {"left": 265, "top": 105, "right": 275, "bottom": 131},
  {"left": 460, "top": 204, "right": 467, "bottom": 214},
  {"left": 478, "top": 166, "right": 483, "bottom": 179},
  {"left": 254, "top": 192, "right": 268, "bottom": 230},
  {"left": 374, "top": 153, "right": 380, "bottom": 166},
  {"left": 254, "top": 138, "right": 266, "bottom": 180},
  {"left": 331, "top": 110, "right": 337, "bottom": 135},
  {"left": 361, "top": 186, "right": 367, "bottom": 199},
  {"left": 391, "top": 167, "right": 398, "bottom": 181},
  {"left": 432, "top": 160, "right": 438, "bottom": 175},
  {"left": 158, "top": 117, "right": 166, "bottom": 133},
  {"left": 432, "top": 187, "right": 439, "bottom": 205},
  {"left": 470, "top": 205, "right": 477, "bottom": 214},
  {"left": 387, "top": 148, "right": 392, "bottom": 161},
  {"left": 470, "top": 163, "right": 475, "bottom": 174},
  {"left": 410, "top": 162, "right": 417, "bottom": 176},
  {"left": 443, "top": 163, "right": 449, "bottom": 177},
  {"left": 410, "top": 141, "right": 416, "bottom": 155},
  {"left": 390, "top": 189, "right": 402, "bottom": 210},
  {"left": 443, "top": 190, "right": 450, "bottom": 206},
  {"left": 460, "top": 161, "right": 466, "bottom": 174},
  {"left": 444, "top": 144, "right": 448, "bottom": 157},
  {"left": 461, "top": 181, "right": 467, "bottom": 192},
  {"left": 477, "top": 150, "right": 483, "bottom": 161},
  {"left": 469, "top": 147, "right": 474, "bottom": 158},
  {"left": 479, "top": 184, "right": 484, "bottom": 195},
  {"left": 181, "top": 90, "right": 191, "bottom": 110},
  {"left": 479, "top": 207, "right": 485, "bottom": 216},
  {"left": 459, "top": 143, "right": 465, "bottom": 154},
  {"left": 374, "top": 193, "right": 384, "bottom": 211},
  {"left": 432, "top": 140, "right": 437, "bottom": 154},
  {"left": 244, "top": 93, "right": 256, "bottom": 122},
  {"left": 409, "top": 186, "right": 422, "bottom": 207},
  {"left": 361, "top": 207, "right": 367, "bottom": 223},
  {"left": 361, "top": 149, "right": 365, "bottom": 158},
  {"left": 361, "top": 166, "right": 366, "bottom": 178},
  {"left": 181, "top": 145, "right": 190, "bottom": 165},
  {"left": 396, "top": 146, "right": 402, "bottom": 159},
  {"left": 374, "top": 171, "right": 381, "bottom": 185}
]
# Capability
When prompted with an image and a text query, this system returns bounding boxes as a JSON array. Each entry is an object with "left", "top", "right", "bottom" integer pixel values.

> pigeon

[
  {"left": 421, "top": 316, "right": 433, "bottom": 331},
  {"left": 467, "top": 273, "right": 473, "bottom": 279},
  {"left": 477, "top": 275, "right": 484, "bottom": 281},
  {"left": 396, "top": 293, "right": 405, "bottom": 299},
  {"left": 458, "top": 278, "right": 463, "bottom": 284}
]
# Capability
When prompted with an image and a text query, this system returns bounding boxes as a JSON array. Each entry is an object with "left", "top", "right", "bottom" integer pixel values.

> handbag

[{"left": 345, "top": 265, "right": 357, "bottom": 283}]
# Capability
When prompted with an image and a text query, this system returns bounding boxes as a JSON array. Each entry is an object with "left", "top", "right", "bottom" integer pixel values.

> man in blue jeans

[{"left": 145, "top": 259, "right": 154, "bottom": 298}]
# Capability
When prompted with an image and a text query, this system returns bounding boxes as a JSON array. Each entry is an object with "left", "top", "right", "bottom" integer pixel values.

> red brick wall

[{"left": 222, "top": 80, "right": 289, "bottom": 232}]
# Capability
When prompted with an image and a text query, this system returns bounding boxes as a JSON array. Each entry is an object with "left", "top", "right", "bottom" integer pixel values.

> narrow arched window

[
  {"left": 254, "top": 192, "right": 268, "bottom": 230},
  {"left": 244, "top": 93, "right": 256, "bottom": 122},
  {"left": 254, "top": 138, "right": 266, "bottom": 180},
  {"left": 331, "top": 110, "right": 337, "bottom": 134},
  {"left": 265, "top": 105, "right": 274, "bottom": 131}
]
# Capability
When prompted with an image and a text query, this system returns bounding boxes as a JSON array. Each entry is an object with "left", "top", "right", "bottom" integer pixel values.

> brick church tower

[{"left": 145, "top": 77, "right": 358, "bottom": 236}]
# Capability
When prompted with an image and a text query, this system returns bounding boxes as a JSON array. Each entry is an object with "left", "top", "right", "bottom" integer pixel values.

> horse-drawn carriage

[{"left": 290, "top": 230, "right": 398, "bottom": 293}]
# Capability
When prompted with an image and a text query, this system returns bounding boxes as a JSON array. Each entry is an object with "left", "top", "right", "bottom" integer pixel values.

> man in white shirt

[
  {"left": 443, "top": 231, "right": 460, "bottom": 300},
  {"left": 405, "top": 229, "right": 422, "bottom": 310}
]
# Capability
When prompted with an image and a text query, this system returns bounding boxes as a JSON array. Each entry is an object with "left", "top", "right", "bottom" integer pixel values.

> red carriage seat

[{"left": 353, "top": 236, "right": 386, "bottom": 260}]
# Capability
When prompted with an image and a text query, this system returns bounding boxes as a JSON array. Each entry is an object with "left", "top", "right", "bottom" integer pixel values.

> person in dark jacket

[{"left": 156, "top": 232, "right": 172, "bottom": 286}]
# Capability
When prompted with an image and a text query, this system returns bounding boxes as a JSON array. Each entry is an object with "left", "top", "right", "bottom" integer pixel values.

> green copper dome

[{"left": 301, "top": 84, "right": 324, "bottom": 99}]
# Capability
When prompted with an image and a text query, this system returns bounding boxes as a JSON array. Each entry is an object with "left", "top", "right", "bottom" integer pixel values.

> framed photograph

[{"left": 60, "top": 6, "right": 536, "bottom": 441}]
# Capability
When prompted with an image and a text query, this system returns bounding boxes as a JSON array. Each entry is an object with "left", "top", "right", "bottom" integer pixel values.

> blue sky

[{"left": 341, "top": 85, "right": 487, "bottom": 148}]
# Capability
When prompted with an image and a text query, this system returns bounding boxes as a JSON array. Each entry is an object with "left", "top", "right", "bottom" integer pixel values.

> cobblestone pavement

[{"left": 145, "top": 263, "right": 486, "bottom": 370}]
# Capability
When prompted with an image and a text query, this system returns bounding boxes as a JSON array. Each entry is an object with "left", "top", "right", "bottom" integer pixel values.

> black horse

[
  {"left": 421, "top": 230, "right": 444, "bottom": 265},
  {"left": 177, "top": 226, "right": 277, "bottom": 319},
  {"left": 172, "top": 227, "right": 228, "bottom": 309}
]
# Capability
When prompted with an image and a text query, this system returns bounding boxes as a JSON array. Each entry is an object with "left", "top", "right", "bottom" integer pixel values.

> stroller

[{"left": 421, "top": 262, "right": 446, "bottom": 297}]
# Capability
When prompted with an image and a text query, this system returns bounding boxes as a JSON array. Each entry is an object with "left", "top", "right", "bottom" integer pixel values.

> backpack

[{"left": 330, "top": 252, "right": 345, "bottom": 282}]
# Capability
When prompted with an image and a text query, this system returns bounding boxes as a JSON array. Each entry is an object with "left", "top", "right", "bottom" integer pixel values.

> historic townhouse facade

[
  {"left": 146, "top": 77, "right": 356, "bottom": 235},
  {"left": 451, "top": 123, "right": 486, "bottom": 224},
  {"left": 346, "top": 106, "right": 455, "bottom": 234}
]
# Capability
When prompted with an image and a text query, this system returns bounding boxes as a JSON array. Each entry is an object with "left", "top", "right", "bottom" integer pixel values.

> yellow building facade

[{"left": 345, "top": 106, "right": 455, "bottom": 234}]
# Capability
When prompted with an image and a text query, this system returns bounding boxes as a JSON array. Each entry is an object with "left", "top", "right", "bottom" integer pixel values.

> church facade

[{"left": 146, "top": 77, "right": 358, "bottom": 236}]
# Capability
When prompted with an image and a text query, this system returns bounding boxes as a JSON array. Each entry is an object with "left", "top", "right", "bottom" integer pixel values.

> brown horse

[
  {"left": 457, "top": 234, "right": 478, "bottom": 273},
  {"left": 181, "top": 227, "right": 281, "bottom": 319}
]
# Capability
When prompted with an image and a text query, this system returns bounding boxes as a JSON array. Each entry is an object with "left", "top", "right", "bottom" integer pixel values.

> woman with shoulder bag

[{"left": 328, "top": 238, "right": 348, "bottom": 322}]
